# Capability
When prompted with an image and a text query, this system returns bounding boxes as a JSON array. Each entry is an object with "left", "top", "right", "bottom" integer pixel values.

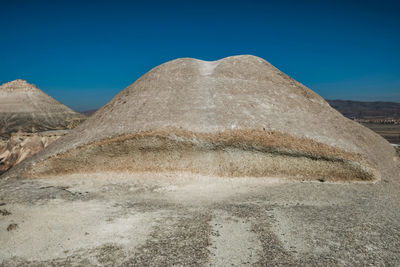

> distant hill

[
  {"left": 327, "top": 100, "right": 400, "bottom": 144},
  {"left": 0, "top": 79, "right": 86, "bottom": 138},
  {"left": 327, "top": 100, "right": 400, "bottom": 119}
]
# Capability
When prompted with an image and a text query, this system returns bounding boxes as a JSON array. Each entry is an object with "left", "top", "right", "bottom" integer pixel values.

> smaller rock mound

[{"left": 0, "top": 79, "right": 85, "bottom": 138}]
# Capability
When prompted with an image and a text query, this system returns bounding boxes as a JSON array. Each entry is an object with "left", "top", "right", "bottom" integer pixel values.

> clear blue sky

[{"left": 1, "top": 0, "right": 399, "bottom": 111}]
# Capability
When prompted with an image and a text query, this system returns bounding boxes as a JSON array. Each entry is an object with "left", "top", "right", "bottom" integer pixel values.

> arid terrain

[
  {"left": 361, "top": 123, "right": 400, "bottom": 145},
  {"left": 0, "top": 56, "right": 399, "bottom": 266},
  {"left": 0, "top": 80, "right": 85, "bottom": 175},
  {"left": 327, "top": 100, "right": 400, "bottom": 146}
]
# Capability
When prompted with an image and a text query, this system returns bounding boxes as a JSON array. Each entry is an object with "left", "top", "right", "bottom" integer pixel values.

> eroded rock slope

[{"left": 0, "top": 131, "right": 68, "bottom": 175}]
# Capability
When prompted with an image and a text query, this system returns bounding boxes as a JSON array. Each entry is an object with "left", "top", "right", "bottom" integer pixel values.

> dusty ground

[{"left": 0, "top": 163, "right": 399, "bottom": 266}]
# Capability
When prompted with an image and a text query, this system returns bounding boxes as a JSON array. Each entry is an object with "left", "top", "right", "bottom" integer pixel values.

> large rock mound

[
  {"left": 0, "top": 79, "right": 85, "bottom": 138},
  {"left": 4, "top": 56, "right": 397, "bottom": 181}
]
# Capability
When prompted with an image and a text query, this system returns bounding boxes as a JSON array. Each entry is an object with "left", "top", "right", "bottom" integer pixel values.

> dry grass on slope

[{"left": 27, "top": 129, "right": 377, "bottom": 182}]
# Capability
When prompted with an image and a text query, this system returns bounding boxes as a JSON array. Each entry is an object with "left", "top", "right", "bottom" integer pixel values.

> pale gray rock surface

[{"left": 0, "top": 169, "right": 399, "bottom": 266}]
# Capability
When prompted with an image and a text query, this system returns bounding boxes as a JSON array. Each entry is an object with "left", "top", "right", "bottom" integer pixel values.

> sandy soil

[{"left": 0, "top": 167, "right": 399, "bottom": 266}]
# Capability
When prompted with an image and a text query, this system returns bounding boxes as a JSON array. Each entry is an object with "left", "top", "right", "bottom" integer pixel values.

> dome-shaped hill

[
  {"left": 4, "top": 56, "right": 397, "bottom": 181},
  {"left": 0, "top": 79, "right": 85, "bottom": 138}
]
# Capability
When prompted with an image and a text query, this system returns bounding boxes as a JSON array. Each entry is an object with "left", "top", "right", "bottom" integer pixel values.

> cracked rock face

[
  {"left": 3, "top": 56, "right": 397, "bottom": 181},
  {"left": 0, "top": 131, "right": 68, "bottom": 175},
  {"left": 0, "top": 79, "right": 85, "bottom": 138}
]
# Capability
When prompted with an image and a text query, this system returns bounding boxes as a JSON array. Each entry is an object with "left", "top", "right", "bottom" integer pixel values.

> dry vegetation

[{"left": 28, "top": 128, "right": 376, "bottom": 182}]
